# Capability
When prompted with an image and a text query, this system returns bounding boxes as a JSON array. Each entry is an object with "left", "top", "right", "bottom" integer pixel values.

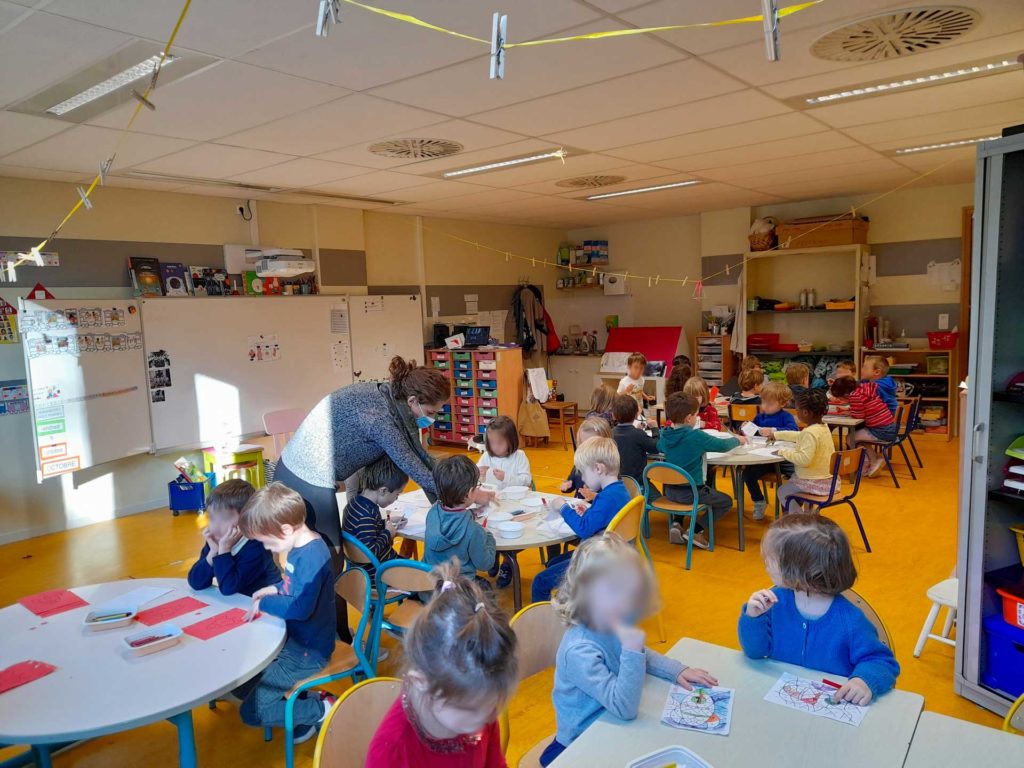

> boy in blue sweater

[
  {"left": 239, "top": 483, "right": 338, "bottom": 743},
  {"left": 532, "top": 437, "right": 631, "bottom": 603},
  {"left": 342, "top": 455, "right": 408, "bottom": 579},
  {"left": 739, "top": 514, "right": 899, "bottom": 704},
  {"left": 862, "top": 355, "right": 898, "bottom": 415},
  {"left": 423, "top": 455, "right": 496, "bottom": 583},
  {"left": 187, "top": 479, "right": 280, "bottom": 596},
  {"left": 744, "top": 381, "right": 799, "bottom": 521},
  {"left": 658, "top": 392, "right": 745, "bottom": 550}
]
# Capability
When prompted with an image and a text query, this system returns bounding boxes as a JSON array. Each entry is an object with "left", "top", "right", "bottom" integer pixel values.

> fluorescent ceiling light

[
  {"left": 805, "top": 58, "right": 1018, "bottom": 104},
  {"left": 46, "top": 54, "right": 178, "bottom": 116},
  {"left": 585, "top": 180, "right": 700, "bottom": 200},
  {"left": 895, "top": 135, "right": 1000, "bottom": 154},
  {"left": 443, "top": 149, "right": 566, "bottom": 178}
]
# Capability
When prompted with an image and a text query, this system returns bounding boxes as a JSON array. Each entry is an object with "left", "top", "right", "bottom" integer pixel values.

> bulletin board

[
  {"left": 18, "top": 298, "right": 153, "bottom": 481},
  {"left": 347, "top": 294, "right": 425, "bottom": 380},
  {"left": 141, "top": 296, "right": 355, "bottom": 451}
]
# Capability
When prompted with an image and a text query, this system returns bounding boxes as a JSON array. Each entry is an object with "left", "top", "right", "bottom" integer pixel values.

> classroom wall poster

[
  {"left": 247, "top": 334, "right": 281, "bottom": 363},
  {"left": 0, "top": 379, "right": 29, "bottom": 416},
  {"left": 0, "top": 298, "right": 18, "bottom": 343}
]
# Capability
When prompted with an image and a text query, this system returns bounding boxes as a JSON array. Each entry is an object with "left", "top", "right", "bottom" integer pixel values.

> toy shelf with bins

[
  {"left": 428, "top": 347, "right": 523, "bottom": 448},
  {"left": 860, "top": 347, "right": 959, "bottom": 441},
  {"left": 693, "top": 334, "right": 733, "bottom": 387}
]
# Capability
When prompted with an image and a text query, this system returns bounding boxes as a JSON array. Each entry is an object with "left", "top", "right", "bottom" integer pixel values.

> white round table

[
  {"left": 0, "top": 578, "right": 285, "bottom": 768},
  {"left": 387, "top": 490, "right": 578, "bottom": 611},
  {"left": 707, "top": 448, "right": 784, "bottom": 551}
]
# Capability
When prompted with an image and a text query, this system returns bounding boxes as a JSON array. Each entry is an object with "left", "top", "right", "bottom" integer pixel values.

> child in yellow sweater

[{"left": 759, "top": 389, "right": 835, "bottom": 513}]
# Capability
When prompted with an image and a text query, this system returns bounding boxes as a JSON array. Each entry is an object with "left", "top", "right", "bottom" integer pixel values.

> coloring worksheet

[
  {"left": 763, "top": 672, "right": 868, "bottom": 727},
  {"left": 661, "top": 684, "right": 735, "bottom": 736}
]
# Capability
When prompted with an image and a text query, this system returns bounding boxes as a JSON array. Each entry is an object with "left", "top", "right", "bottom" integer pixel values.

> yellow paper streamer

[{"left": 342, "top": 0, "right": 489, "bottom": 44}]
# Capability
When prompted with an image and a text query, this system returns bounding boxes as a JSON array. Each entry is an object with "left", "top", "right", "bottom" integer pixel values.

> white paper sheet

[
  {"left": 763, "top": 673, "right": 867, "bottom": 727},
  {"left": 98, "top": 586, "right": 173, "bottom": 612},
  {"left": 740, "top": 421, "right": 760, "bottom": 437},
  {"left": 661, "top": 684, "right": 735, "bottom": 736}
]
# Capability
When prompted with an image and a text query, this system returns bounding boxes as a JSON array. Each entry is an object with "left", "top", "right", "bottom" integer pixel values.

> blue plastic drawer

[
  {"left": 456, "top": 387, "right": 474, "bottom": 397},
  {"left": 981, "top": 614, "right": 1024, "bottom": 697},
  {"left": 477, "top": 379, "right": 497, "bottom": 390}
]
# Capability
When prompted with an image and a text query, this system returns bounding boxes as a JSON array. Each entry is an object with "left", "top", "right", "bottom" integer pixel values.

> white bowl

[
  {"left": 123, "top": 623, "right": 182, "bottom": 656},
  {"left": 500, "top": 485, "right": 530, "bottom": 500},
  {"left": 479, "top": 483, "right": 498, "bottom": 494},
  {"left": 497, "top": 521, "right": 526, "bottom": 539},
  {"left": 521, "top": 496, "right": 544, "bottom": 509},
  {"left": 487, "top": 511, "right": 513, "bottom": 524}
]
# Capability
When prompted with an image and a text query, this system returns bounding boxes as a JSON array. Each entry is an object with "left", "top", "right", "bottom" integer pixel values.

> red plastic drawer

[
  {"left": 456, "top": 396, "right": 476, "bottom": 407},
  {"left": 478, "top": 370, "right": 497, "bottom": 380},
  {"left": 478, "top": 397, "right": 497, "bottom": 408},
  {"left": 457, "top": 405, "right": 475, "bottom": 416},
  {"left": 430, "top": 350, "right": 449, "bottom": 361},
  {"left": 474, "top": 351, "right": 496, "bottom": 361}
]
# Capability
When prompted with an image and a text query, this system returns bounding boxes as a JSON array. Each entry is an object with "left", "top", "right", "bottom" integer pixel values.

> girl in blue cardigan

[{"left": 738, "top": 514, "right": 899, "bottom": 705}]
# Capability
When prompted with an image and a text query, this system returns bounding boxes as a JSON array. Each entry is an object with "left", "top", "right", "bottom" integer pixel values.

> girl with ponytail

[{"left": 366, "top": 560, "right": 518, "bottom": 767}]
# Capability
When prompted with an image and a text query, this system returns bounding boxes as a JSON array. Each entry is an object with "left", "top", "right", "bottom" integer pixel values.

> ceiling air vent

[
  {"left": 811, "top": 7, "right": 979, "bottom": 62},
  {"left": 368, "top": 138, "right": 464, "bottom": 159},
  {"left": 555, "top": 175, "right": 627, "bottom": 189}
]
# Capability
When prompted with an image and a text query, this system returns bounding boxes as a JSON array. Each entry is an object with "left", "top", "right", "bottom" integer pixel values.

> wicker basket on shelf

[{"left": 748, "top": 216, "right": 777, "bottom": 251}]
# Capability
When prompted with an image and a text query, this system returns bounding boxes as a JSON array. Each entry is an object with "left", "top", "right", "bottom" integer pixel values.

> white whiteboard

[
  {"left": 19, "top": 298, "right": 153, "bottom": 480},
  {"left": 348, "top": 294, "right": 426, "bottom": 380}
]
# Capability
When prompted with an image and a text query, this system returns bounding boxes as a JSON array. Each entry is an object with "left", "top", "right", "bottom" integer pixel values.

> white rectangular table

[
  {"left": 550, "top": 638, "right": 924, "bottom": 768},
  {"left": 903, "top": 711, "right": 1024, "bottom": 766}
]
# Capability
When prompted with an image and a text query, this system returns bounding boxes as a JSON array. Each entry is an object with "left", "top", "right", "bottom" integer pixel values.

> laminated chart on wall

[
  {"left": 330, "top": 297, "right": 353, "bottom": 378},
  {"left": 348, "top": 294, "right": 424, "bottom": 381},
  {"left": 18, "top": 299, "right": 153, "bottom": 481}
]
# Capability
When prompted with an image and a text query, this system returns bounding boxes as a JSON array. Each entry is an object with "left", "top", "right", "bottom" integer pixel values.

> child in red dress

[{"left": 366, "top": 561, "right": 518, "bottom": 768}]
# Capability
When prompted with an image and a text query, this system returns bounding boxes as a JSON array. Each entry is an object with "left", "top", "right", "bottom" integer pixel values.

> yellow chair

[
  {"left": 729, "top": 402, "right": 759, "bottom": 424},
  {"left": 500, "top": 602, "right": 567, "bottom": 767},
  {"left": 783, "top": 407, "right": 806, "bottom": 429},
  {"left": 843, "top": 588, "right": 895, "bottom": 650},
  {"left": 313, "top": 677, "right": 402, "bottom": 768},
  {"left": 1004, "top": 692, "right": 1024, "bottom": 734},
  {"left": 609, "top": 496, "right": 666, "bottom": 643}
]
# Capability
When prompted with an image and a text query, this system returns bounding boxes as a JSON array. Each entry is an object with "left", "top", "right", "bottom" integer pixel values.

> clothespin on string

[
  {"left": 76, "top": 187, "right": 93, "bottom": 211},
  {"left": 489, "top": 12, "right": 507, "bottom": 80},
  {"left": 316, "top": 0, "right": 341, "bottom": 38}
]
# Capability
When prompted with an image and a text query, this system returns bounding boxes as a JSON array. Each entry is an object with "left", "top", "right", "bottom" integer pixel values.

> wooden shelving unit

[
  {"left": 694, "top": 333, "right": 733, "bottom": 387},
  {"left": 860, "top": 347, "right": 958, "bottom": 440}
]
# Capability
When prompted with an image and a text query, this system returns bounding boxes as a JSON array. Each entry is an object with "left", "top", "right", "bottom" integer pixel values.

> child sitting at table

[
  {"left": 187, "top": 479, "right": 280, "bottom": 597},
  {"left": 532, "top": 438, "right": 631, "bottom": 603},
  {"left": 759, "top": 389, "right": 834, "bottom": 513},
  {"left": 540, "top": 532, "right": 718, "bottom": 766},
  {"left": 730, "top": 368, "right": 764, "bottom": 405},
  {"left": 738, "top": 513, "right": 899, "bottom": 704},
  {"left": 743, "top": 381, "right": 798, "bottom": 521},
  {"left": 665, "top": 360, "right": 693, "bottom": 397},
  {"left": 477, "top": 415, "right": 532, "bottom": 490},
  {"left": 586, "top": 385, "right": 616, "bottom": 424},
  {"left": 618, "top": 352, "right": 655, "bottom": 407},
  {"left": 683, "top": 376, "right": 722, "bottom": 431},
  {"left": 341, "top": 455, "right": 407, "bottom": 579},
  {"left": 659, "top": 392, "right": 745, "bottom": 550},
  {"left": 785, "top": 362, "right": 811, "bottom": 402},
  {"left": 862, "top": 355, "right": 898, "bottom": 416},
  {"left": 366, "top": 562, "right": 517, "bottom": 768},
  {"left": 424, "top": 455, "right": 497, "bottom": 584},
  {"left": 611, "top": 394, "right": 659, "bottom": 487},
  {"left": 560, "top": 416, "right": 611, "bottom": 501},
  {"left": 832, "top": 375, "right": 897, "bottom": 476},
  {"left": 833, "top": 359, "right": 856, "bottom": 381},
  {"left": 239, "top": 483, "right": 337, "bottom": 743},
  {"left": 720, "top": 354, "right": 761, "bottom": 397}
]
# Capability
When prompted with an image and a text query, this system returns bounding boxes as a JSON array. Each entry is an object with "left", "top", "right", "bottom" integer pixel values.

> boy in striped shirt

[
  {"left": 831, "top": 375, "right": 897, "bottom": 476},
  {"left": 342, "top": 455, "right": 408, "bottom": 577}
]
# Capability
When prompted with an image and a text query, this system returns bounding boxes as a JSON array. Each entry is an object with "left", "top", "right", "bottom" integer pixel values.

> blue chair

[
  {"left": 265, "top": 567, "right": 376, "bottom": 768},
  {"left": 786, "top": 447, "right": 872, "bottom": 552},
  {"left": 642, "top": 461, "right": 713, "bottom": 570},
  {"left": 372, "top": 559, "right": 434, "bottom": 666}
]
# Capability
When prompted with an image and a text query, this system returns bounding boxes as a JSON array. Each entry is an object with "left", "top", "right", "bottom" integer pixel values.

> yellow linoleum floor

[{"left": 0, "top": 435, "right": 1004, "bottom": 767}]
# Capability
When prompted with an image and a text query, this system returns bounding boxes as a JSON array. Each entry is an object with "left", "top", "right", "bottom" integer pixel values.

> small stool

[
  {"left": 203, "top": 443, "right": 266, "bottom": 488},
  {"left": 223, "top": 461, "right": 258, "bottom": 485},
  {"left": 913, "top": 577, "right": 958, "bottom": 657}
]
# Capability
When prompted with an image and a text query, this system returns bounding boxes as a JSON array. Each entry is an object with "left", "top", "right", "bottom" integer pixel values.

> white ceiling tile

[
  {"left": 43, "top": 0, "right": 311, "bottom": 58},
  {"left": 221, "top": 93, "right": 444, "bottom": 157},
  {"left": 469, "top": 60, "right": 746, "bottom": 136},
  {"left": 373, "top": 138, "right": 558, "bottom": 177},
  {"left": 726, "top": 158, "right": 909, "bottom": 190},
  {"left": 698, "top": 146, "right": 890, "bottom": 183},
  {"left": 875, "top": 125, "right": 1008, "bottom": 154},
  {"left": 606, "top": 112, "right": 828, "bottom": 163},
  {"left": 750, "top": 170, "right": 919, "bottom": 200},
  {"left": 0, "top": 1, "right": 27, "bottom": 28},
  {"left": 542, "top": 90, "right": 791, "bottom": 152},
  {"left": 370, "top": 180, "right": 484, "bottom": 202},
  {"left": 585, "top": 0, "right": 651, "bottom": 12},
  {"left": 0, "top": 164, "right": 88, "bottom": 183},
  {"left": 89, "top": 61, "right": 347, "bottom": 141},
  {"left": 405, "top": 187, "right": 540, "bottom": 212},
  {"left": 228, "top": 158, "right": 371, "bottom": 188},
  {"left": 0, "top": 111, "right": 70, "bottom": 156},
  {"left": 132, "top": 144, "right": 293, "bottom": 178},
  {"left": 0, "top": 12, "right": 129, "bottom": 107},
  {"left": 512, "top": 162, "right": 671, "bottom": 195},
  {"left": 2, "top": 125, "right": 193, "bottom": 173},
  {"left": 846, "top": 100, "right": 1024, "bottom": 145},
  {"left": 369, "top": 19, "right": 681, "bottom": 117},
  {"left": 309, "top": 170, "right": 438, "bottom": 197},
  {"left": 656, "top": 131, "right": 860, "bottom": 172}
]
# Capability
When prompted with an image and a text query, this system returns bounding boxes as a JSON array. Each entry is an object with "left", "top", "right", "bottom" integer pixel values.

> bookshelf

[
  {"left": 860, "top": 347, "right": 959, "bottom": 441},
  {"left": 427, "top": 347, "right": 523, "bottom": 447}
]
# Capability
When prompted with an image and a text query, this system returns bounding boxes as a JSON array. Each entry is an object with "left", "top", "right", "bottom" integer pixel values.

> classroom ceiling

[{"left": 0, "top": 0, "right": 1022, "bottom": 229}]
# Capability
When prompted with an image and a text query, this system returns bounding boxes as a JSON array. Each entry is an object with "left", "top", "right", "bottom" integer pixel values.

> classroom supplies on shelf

[
  {"left": 996, "top": 585, "right": 1024, "bottom": 629},
  {"left": 660, "top": 684, "right": 735, "bottom": 736},
  {"left": 429, "top": 347, "right": 523, "bottom": 447}
]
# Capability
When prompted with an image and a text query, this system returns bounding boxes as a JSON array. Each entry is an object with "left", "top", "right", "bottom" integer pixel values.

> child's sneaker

[
  {"left": 752, "top": 500, "right": 767, "bottom": 521},
  {"left": 495, "top": 561, "right": 514, "bottom": 589},
  {"left": 691, "top": 530, "right": 710, "bottom": 550},
  {"left": 293, "top": 692, "right": 337, "bottom": 744},
  {"left": 669, "top": 522, "right": 686, "bottom": 546}
]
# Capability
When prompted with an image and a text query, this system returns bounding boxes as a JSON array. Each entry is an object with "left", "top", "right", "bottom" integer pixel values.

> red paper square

[
  {"left": 135, "top": 596, "right": 209, "bottom": 626},
  {"left": 0, "top": 661, "right": 56, "bottom": 695},
  {"left": 18, "top": 589, "right": 88, "bottom": 617},
  {"left": 182, "top": 608, "right": 252, "bottom": 640}
]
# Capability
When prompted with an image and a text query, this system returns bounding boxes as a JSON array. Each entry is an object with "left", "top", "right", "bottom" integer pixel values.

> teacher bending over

[{"left": 274, "top": 355, "right": 476, "bottom": 548}]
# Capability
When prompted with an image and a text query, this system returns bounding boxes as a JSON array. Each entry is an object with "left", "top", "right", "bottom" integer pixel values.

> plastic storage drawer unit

[{"left": 980, "top": 614, "right": 1024, "bottom": 697}]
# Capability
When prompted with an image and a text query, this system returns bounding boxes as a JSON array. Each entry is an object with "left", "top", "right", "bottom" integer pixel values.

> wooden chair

[
  {"left": 373, "top": 559, "right": 434, "bottom": 662},
  {"left": 313, "top": 677, "right": 402, "bottom": 768},
  {"left": 263, "top": 408, "right": 306, "bottom": 457},
  {"left": 858, "top": 402, "right": 915, "bottom": 488},
  {"left": 272, "top": 568, "right": 377, "bottom": 768},
  {"left": 783, "top": 407, "right": 807, "bottom": 429},
  {"left": 785, "top": 448, "right": 872, "bottom": 553},
  {"left": 1004, "top": 692, "right": 1024, "bottom": 734},
  {"left": 729, "top": 402, "right": 759, "bottom": 424},
  {"left": 642, "top": 462, "right": 713, "bottom": 570},
  {"left": 609, "top": 496, "right": 666, "bottom": 643},
  {"left": 620, "top": 475, "right": 641, "bottom": 499},
  {"left": 843, "top": 588, "right": 895, "bottom": 650},
  {"left": 342, "top": 534, "right": 411, "bottom": 664},
  {"left": 898, "top": 395, "right": 925, "bottom": 469},
  {"left": 543, "top": 401, "right": 579, "bottom": 451},
  {"left": 499, "top": 602, "right": 567, "bottom": 767}
]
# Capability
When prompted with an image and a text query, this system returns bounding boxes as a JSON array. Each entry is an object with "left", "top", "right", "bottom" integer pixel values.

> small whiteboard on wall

[
  {"left": 348, "top": 294, "right": 425, "bottom": 380},
  {"left": 142, "top": 296, "right": 354, "bottom": 452},
  {"left": 18, "top": 299, "right": 153, "bottom": 481}
]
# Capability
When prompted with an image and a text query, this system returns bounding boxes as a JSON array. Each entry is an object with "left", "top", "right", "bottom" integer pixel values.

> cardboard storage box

[{"left": 777, "top": 215, "right": 868, "bottom": 249}]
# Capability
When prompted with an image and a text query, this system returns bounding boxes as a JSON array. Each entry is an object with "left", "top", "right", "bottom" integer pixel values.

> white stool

[{"left": 913, "top": 577, "right": 958, "bottom": 658}]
